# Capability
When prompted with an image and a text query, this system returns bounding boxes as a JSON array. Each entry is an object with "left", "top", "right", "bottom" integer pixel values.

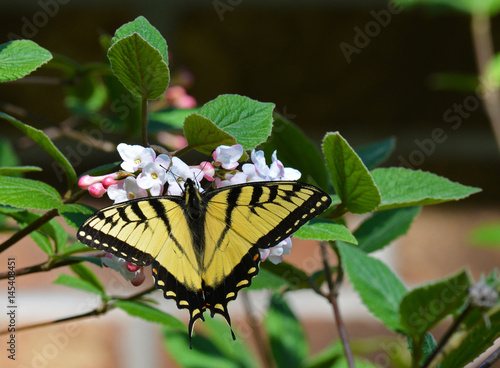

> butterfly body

[{"left": 78, "top": 178, "right": 331, "bottom": 342}]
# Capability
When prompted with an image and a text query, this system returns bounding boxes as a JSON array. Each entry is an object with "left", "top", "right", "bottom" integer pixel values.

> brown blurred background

[{"left": 1, "top": 1, "right": 499, "bottom": 367}]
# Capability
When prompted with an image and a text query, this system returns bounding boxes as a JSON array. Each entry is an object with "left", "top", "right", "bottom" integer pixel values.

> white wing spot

[
  {"left": 111, "top": 246, "right": 118, "bottom": 252},
  {"left": 286, "top": 228, "right": 292, "bottom": 234},
  {"left": 102, "top": 243, "right": 109, "bottom": 248},
  {"left": 120, "top": 252, "right": 127, "bottom": 257},
  {"left": 309, "top": 208, "right": 315, "bottom": 213},
  {"left": 85, "top": 235, "right": 92, "bottom": 241},
  {"left": 321, "top": 196, "right": 328, "bottom": 202},
  {"left": 79, "top": 231, "right": 86, "bottom": 237},
  {"left": 157, "top": 280, "right": 165, "bottom": 286},
  {"left": 93, "top": 239, "right": 100, "bottom": 245},
  {"left": 294, "top": 220, "right": 300, "bottom": 226},
  {"left": 316, "top": 201, "right": 323, "bottom": 207},
  {"left": 132, "top": 257, "right": 138, "bottom": 262},
  {"left": 302, "top": 214, "right": 308, "bottom": 219}
]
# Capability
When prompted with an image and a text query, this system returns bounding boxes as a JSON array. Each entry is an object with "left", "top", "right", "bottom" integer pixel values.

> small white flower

[
  {"left": 102, "top": 254, "right": 144, "bottom": 284},
  {"left": 167, "top": 157, "right": 203, "bottom": 196},
  {"left": 260, "top": 237, "right": 292, "bottom": 264},
  {"left": 213, "top": 144, "right": 244, "bottom": 170},
  {"left": 243, "top": 149, "right": 301, "bottom": 182},
  {"left": 137, "top": 161, "right": 168, "bottom": 196},
  {"left": 107, "top": 177, "right": 148, "bottom": 203},
  {"left": 117, "top": 143, "right": 155, "bottom": 173}
]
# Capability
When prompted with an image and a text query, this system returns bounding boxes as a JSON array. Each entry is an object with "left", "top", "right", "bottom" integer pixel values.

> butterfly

[{"left": 77, "top": 178, "right": 331, "bottom": 344}]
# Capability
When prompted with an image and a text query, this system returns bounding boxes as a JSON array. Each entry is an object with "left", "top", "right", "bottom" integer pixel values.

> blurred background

[{"left": 1, "top": 1, "right": 499, "bottom": 367}]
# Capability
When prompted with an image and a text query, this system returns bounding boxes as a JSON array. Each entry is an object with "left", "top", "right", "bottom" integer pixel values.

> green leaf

[
  {"left": 439, "top": 309, "right": 500, "bottom": 368},
  {"left": 0, "top": 138, "right": 20, "bottom": 167},
  {"left": 265, "top": 293, "right": 309, "bottom": 368},
  {"left": 468, "top": 222, "right": 500, "bottom": 248},
  {"left": 53, "top": 274, "right": 105, "bottom": 296},
  {"left": 260, "top": 261, "right": 310, "bottom": 291},
  {"left": 0, "top": 176, "right": 62, "bottom": 210},
  {"left": 163, "top": 323, "right": 255, "bottom": 368},
  {"left": 65, "top": 72, "right": 108, "bottom": 116},
  {"left": 337, "top": 242, "right": 407, "bottom": 331},
  {"left": 114, "top": 300, "right": 185, "bottom": 329},
  {"left": 323, "top": 132, "right": 381, "bottom": 214},
  {"left": 0, "top": 40, "right": 52, "bottom": 82},
  {"left": 183, "top": 113, "right": 237, "bottom": 155},
  {"left": 400, "top": 270, "right": 471, "bottom": 338},
  {"left": 112, "top": 16, "right": 168, "bottom": 63},
  {"left": 69, "top": 263, "right": 105, "bottom": 294},
  {"left": 260, "top": 114, "right": 330, "bottom": 191},
  {"left": 202, "top": 318, "right": 259, "bottom": 368},
  {"left": 149, "top": 108, "right": 198, "bottom": 131},
  {"left": 59, "top": 204, "right": 96, "bottom": 229},
  {"left": 355, "top": 207, "right": 421, "bottom": 253},
  {"left": 355, "top": 137, "right": 395, "bottom": 170},
  {"left": 0, "top": 112, "right": 77, "bottom": 186},
  {"left": 372, "top": 168, "right": 481, "bottom": 210},
  {"left": 294, "top": 219, "right": 357, "bottom": 244},
  {"left": 198, "top": 94, "right": 275, "bottom": 150},
  {"left": 248, "top": 268, "right": 291, "bottom": 291},
  {"left": 0, "top": 166, "right": 42, "bottom": 176},
  {"left": 108, "top": 19, "right": 169, "bottom": 100},
  {"left": 61, "top": 242, "right": 95, "bottom": 255}
]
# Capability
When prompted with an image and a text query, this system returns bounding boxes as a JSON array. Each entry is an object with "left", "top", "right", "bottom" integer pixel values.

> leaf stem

[
  {"left": 0, "top": 190, "right": 86, "bottom": 254},
  {"left": 141, "top": 96, "right": 149, "bottom": 146},
  {"left": 320, "top": 241, "right": 355, "bottom": 368},
  {"left": 420, "top": 304, "right": 472, "bottom": 368}
]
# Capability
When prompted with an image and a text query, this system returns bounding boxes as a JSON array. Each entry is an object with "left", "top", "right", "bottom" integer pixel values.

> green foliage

[
  {"left": 355, "top": 137, "right": 395, "bottom": 170},
  {"left": 400, "top": 270, "right": 471, "bottom": 338},
  {"left": 58, "top": 204, "right": 97, "bottom": 229},
  {"left": 294, "top": 219, "right": 357, "bottom": 244},
  {"left": 183, "top": 113, "right": 238, "bottom": 155},
  {"left": 395, "top": 0, "right": 500, "bottom": 15},
  {"left": 372, "top": 168, "right": 481, "bottom": 210},
  {"left": 354, "top": 206, "right": 421, "bottom": 253},
  {"left": 198, "top": 94, "right": 275, "bottom": 151},
  {"left": 468, "top": 222, "right": 500, "bottom": 247},
  {"left": 0, "top": 112, "right": 77, "bottom": 186},
  {"left": 0, "top": 176, "right": 62, "bottom": 210},
  {"left": 53, "top": 273, "right": 107, "bottom": 297},
  {"left": 337, "top": 242, "right": 407, "bottom": 331},
  {"left": 323, "top": 132, "right": 381, "bottom": 214},
  {"left": 264, "top": 293, "right": 309, "bottom": 368},
  {"left": 114, "top": 300, "right": 185, "bottom": 330},
  {"left": 108, "top": 16, "right": 170, "bottom": 100},
  {"left": 0, "top": 40, "right": 52, "bottom": 82}
]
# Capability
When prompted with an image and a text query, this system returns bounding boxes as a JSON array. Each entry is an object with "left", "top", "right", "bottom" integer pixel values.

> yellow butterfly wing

[
  {"left": 77, "top": 197, "right": 205, "bottom": 331},
  {"left": 201, "top": 181, "right": 331, "bottom": 330}
]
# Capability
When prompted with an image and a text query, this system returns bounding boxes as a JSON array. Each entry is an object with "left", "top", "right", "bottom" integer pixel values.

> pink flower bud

[
  {"left": 200, "top": 161, "right": 215, "bottom": 181},
  {"left": 126, "top": 263, "right": 140, "bottom": 272},
  {"left": 102, "top": 176, "right": 118, "bottom": 189},
  {"left": 88, "top": 183, "right": 106, "bottom": 198},
  {"left": 131, "top": 269, "right": 146, "bottom": 286},
  {"left": 78, "top": 175, "right": 97, "bottom": 190}
]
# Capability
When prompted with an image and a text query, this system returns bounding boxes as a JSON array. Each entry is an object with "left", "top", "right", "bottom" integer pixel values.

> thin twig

[
  {"left": 471, "top": 12, "right": 500, "bottom": 149},
  {"left": 0, "top": 252, "right": 104, "bottom": 280},
  {"left": 141, "top": 97, "right": 149, "bottom": 147},
  {"left": 420, "top": 304, "right": 473, "bottom": 368},
  {"left": 321, "top": 242, "right": 355, "bottom": 368},
  {"left": 0, "top": 284, "right": 157, "bottom": 336},
  {"left": 0, "top": 190, "right": 86, "bottom": 254},
  {"left": 240, "top": 292, "right": 275, "bottom": 368}
]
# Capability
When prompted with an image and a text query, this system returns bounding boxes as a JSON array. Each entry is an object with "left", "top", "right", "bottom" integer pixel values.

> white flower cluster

[{"left": 79, "top": 143, "right": 303, "bottom": 268}]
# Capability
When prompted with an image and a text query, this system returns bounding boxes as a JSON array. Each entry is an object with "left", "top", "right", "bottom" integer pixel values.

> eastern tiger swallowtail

[{"left": 77, "top": 178, "right": 331, "bottom": 343}]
